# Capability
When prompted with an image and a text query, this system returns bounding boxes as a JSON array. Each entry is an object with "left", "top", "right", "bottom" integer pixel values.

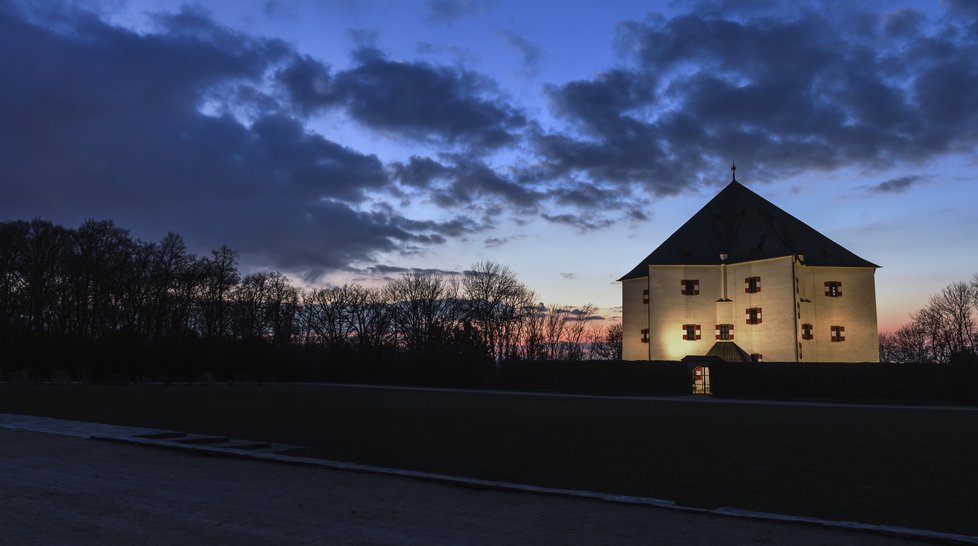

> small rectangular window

[
  {"left": 641, "top": 328, "right": 649, "bottom": 343},
  {"left": 831, "top": 325, "right": 845, "bottom": 342},
  {"left": 750, "top": 353, "right": 763, "bottom": 362},
  {"left": 745, "top": 276, "right": 761, "bottom": 293},
  {"left": 681, "top": 279, "right": 700, "bottom": 296},
  {"left": 642, "top": 289, "right": 649, "bottom": 304},
  {"left": 825, "top": 281, "right": 842, "bottom": 297},
  {"left": 802, "top": 323, "right": 814, "bottom": 340},
  {"left": 682, "top": 324, "right": 701, "bottom": 341},
  {"left": 746, "top": 307, "right": 762, "bottom": 325},
  {"left": 715, "top": 323, "right": 734, "bottom": 341}
]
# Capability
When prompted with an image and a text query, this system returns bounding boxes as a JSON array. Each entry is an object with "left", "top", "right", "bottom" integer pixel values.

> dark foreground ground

[
  {"left": 1, "top": 428, "right": 930, "bottom": 545},
  {"left": 1, "top": 384, "right": 976, "bottom": 536}
]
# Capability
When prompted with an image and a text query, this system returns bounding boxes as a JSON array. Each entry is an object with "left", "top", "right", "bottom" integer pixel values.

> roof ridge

[{"left": 619, "top": 179, "right": 878, "bottom": 281}]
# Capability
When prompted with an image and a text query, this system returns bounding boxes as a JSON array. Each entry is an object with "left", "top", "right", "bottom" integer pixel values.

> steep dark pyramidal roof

[{"left": 620, "top": 180, "right": 879, "bottom": 280}]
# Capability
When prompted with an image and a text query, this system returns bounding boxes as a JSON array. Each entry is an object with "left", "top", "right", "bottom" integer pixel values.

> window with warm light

[
  {"left": 745, "top": 276, "right": 761, "bottom": 293},
  {"left": 716, "top": 324, "right": 734, "bottom": 340},
  {"left": 825, "top": 281, "right": 842, "bottom": 297},
  {"left": 746, "top": 307, "right": 762, "bottom": 325}
]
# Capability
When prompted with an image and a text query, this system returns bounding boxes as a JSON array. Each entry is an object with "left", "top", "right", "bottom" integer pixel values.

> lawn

[{"left": 2, "top": 383, "right": 976, "bottom": 536}]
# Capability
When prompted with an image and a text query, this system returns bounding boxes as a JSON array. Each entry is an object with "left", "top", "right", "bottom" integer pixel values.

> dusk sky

[{"left": 3, "top": 0, "right": 977, "bottom": 332}]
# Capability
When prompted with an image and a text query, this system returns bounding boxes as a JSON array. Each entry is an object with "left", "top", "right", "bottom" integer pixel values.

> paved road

[{"left": 0, "top": 428, "right": 933, "bottom": 545}]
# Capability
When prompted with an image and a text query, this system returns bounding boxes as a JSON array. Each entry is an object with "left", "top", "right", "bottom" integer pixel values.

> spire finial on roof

[{"left": 731, "top": 161, "right": 737, "bottom": 182}]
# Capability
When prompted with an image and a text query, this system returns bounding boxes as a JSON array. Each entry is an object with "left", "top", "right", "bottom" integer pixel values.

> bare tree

[
  {"left": 564, "top": 304, "right": 596, "bottom": 360},
  {"left": 462, "top": 261, "right": 532, "bottom": 361},
  {"left": 385, "top": 271, "right": 461, "bottom": 352},
  {"left": 933, "top": 281, "right": 978, "bottom": 356},
  {"left": 515, "top": 302, "right": 546, "bottom": 360},
  {"left": 606, "top": 322, "right": 623, "bottom": 360},
  {"left": 586, "top": 321, "right": 623, "bottom": 360},
  {"left": 884, "top": 276, "right": 978, "bottom": 363},
  {"left": 0, "top": 221, "right": 28, "bottom": 330},
  {"left": 302, "top": 286, "right": 354, "bottom": 350},
  {"left": 19, "top": 219, "right": 72, "bottom": 334},
  {"left": 346, "top": 284, "right": 391, "bottom": 351},
  {"left": 542, "top": 303, "right": 568, "bottom": 360},
  {"left": 265, "top": 272, "right": 300, "bottom": 346},
  {"left": 200, "top": 246, "right": 239, "bottom": 338}
]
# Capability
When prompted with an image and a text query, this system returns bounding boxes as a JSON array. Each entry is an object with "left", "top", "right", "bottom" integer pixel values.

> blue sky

[{"left": 2, "top": 0, "right": 977, "bottom": 331}]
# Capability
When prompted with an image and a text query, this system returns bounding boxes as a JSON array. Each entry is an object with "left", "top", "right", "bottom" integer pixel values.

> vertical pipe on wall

[{"left": 792, "top": 255, "right": 801, "bottom": 362}]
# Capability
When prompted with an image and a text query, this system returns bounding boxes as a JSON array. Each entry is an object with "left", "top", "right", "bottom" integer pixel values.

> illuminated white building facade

[{"left": 621, "top": 172, "right": 879, "bottom": 363}]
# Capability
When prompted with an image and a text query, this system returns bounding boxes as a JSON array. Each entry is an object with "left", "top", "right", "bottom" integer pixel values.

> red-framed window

[
  {"left": 802, "top": 323, "right": 814, "bottom": 340},
  {"left": 641, "top": 328, "right": 649, "bottom": 343},
  {"left": 745, "top": 276, "right": 761, "bottom": 293},
  {"left": 682, "top": 324, "right": 701, "bottom": 341},
  {"left": 715, "top": 324, "right": 734, "bottom": 341},
  {"left": 831, "top": 325, "right": 845, "bottom": 342},
  {"left": 681, "top": 279, "right": 700, "bottom": 296},
  {"left": 746, "top": 307, "right": 763, "bottom": 325},
  {"left": 825, "top": 281, "right": 842, "bottom": 297}
]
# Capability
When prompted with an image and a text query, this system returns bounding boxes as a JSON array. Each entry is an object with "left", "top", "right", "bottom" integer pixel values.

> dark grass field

[{"left": 2, "top": 383, "right": 976, "bottom": 536}]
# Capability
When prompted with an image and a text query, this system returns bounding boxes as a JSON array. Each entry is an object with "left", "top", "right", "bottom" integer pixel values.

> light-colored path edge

[{"left": 1, "top": 413, "right": 975, "bottom": 545}]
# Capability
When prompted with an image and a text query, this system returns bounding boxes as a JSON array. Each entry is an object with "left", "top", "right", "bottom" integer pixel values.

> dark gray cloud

[
  {"left": 424, "top": 0, "right": 491, "bottom": 23},
  {"left": 276, "top": 54, "right": 334, "bottom": 115},
  {"left": 0, "top": 2, "right": 461, "bottom": 274},
  {"left": 391, "top": 155, "right": 543, "bottom": 209},
  {"left": 867, "top": 175, "right": 925, "bottom": 194},
  {"left": 433, "top": 156, "right": 542, "bottom": 208},
  {"left": 533, "top": 4, "right": 978, "bottom": 194},
  {"left": 390, "top": 156, "right": 451, "bottom": 188},
  {"left": 367, "top": 264, "right": 461, "bottom": 276},
  {"left": 541, "top": 213, "right": 614, "bottom": 232},
  {"left": 262, "top": 1, "right": 294, "bottom": 19},
  {"left": 416, "top": 41, "right": 479, "bottom": 64},
  {"left": 279, "top": 51, "right": 526, "bottom": 150},
  {"left": 499, "top": 31, "right": 541, "bottom": 76},
  {"left": 389, "top": 214, "right": 485, "bottom": 237},
  {"left": 483, "top": 236, "right": 515, "bottom": 248},
  {"left": 7, "top": 0, "right": 978, "bottom": 277}
]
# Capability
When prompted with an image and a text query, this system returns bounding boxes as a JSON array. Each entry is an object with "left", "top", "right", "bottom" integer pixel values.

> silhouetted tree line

[
  {"left": 0, "top": 218, "right": 622, "bottom": 383},
  {"left": 879, "top": 275, "right": 978, "bottom": 364}
]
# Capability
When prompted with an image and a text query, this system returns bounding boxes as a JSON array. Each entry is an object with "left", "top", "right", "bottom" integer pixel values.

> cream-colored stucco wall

[
  {"left": 621, "top": 256, "right": 880, "bottom": 362},
  {"left": 724, "top": 257, "right": 798, "bottom": 361},
  {"left": 622, "top": 276, "right": 649, "bottom": 360},
  {"left": 797, "top": 265, "right": 879, "bottom": 362},
  {"left": 648, "top": 265, "right": 719, "bottom": 361}
]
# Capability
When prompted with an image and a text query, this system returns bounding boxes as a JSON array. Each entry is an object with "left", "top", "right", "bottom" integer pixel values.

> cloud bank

[{"left": 2, "top": 1, "right": 978, "bottom": 277}]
